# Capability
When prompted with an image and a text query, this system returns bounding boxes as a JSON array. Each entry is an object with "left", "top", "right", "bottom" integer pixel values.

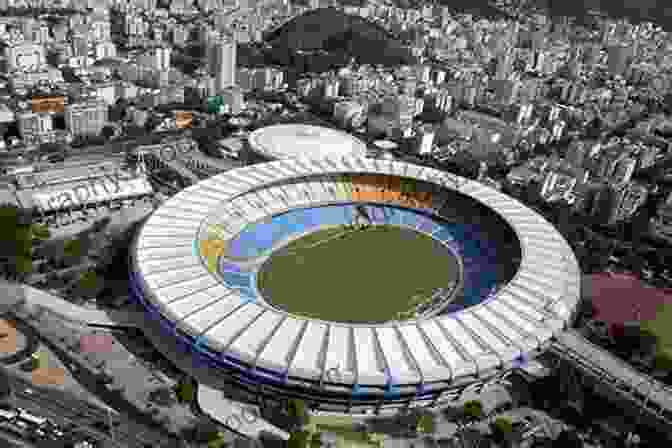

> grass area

[
  {"left": 308, "top": 415, "right": 374, "bottom": 448},
  {"left": 642, "top": 303, "right": 672, "bottom": 364},
  {"left": 256, "top": 224, "right": 459, "bottom": 323}
]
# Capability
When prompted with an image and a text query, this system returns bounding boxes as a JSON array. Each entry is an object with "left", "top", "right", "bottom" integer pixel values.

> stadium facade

[{"left": 130, "top": 156, "right": 581, "bottom": 415}]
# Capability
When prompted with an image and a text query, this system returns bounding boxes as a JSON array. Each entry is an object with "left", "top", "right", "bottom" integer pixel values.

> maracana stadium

[{"left": 129, "top": 155, "right": 581, "bottom": 414}]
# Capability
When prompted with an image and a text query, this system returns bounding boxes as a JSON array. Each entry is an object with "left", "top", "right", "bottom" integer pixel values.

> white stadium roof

[
  {"left": 132, "top": 156, "right": 581, "bottom": 387},
  {"left": 247, "top": 124, "right": 368, "bottom": 160}
]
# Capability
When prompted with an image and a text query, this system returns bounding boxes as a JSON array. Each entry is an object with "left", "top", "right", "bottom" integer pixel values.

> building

[
  {"left": 210, "top": 36, "right": 236, "bottom": 93},
  {"left": 4, "top": 42, "right": 46, "bottom": 73},
  {"left": 130, "top": 157, "right": 580, "bottom": 414},
  {"left": 417, "top": 124, "right": 436, "bottom": 155},
  {"left": 17, "top": 111, "right": 53, "bottom": 143},
  {"left": 219, "top": 86, "right": 245, "bottom": 115},
  {"left": 65, "top": 99, "right": 108, "bottom": 137},
  {"left": 607, "top": 44, "right": 632, "bottom": 77}
]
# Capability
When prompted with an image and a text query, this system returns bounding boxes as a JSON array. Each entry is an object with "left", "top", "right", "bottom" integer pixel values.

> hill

[{"left": 264, "top": 7, "right": 415, "bottom": 67}]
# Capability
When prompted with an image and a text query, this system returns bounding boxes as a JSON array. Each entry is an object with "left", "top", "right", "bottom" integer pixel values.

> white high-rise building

[{"left": 210, "top": 37, "right": 236, "bottom": 93}]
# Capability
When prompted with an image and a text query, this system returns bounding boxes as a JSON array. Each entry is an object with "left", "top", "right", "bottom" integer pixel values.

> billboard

[
  {"left": 31, "top": 96, "right": 65, "bottom": 114},
  {"left": 33, "top": 176, "right": 153, "bottom": 212},
  {"left": 175, "top": 111, "right": 192, "bottom": 128}
]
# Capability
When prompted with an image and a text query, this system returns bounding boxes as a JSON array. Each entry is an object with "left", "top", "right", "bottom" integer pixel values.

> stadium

[
  {"left": 129, "top": 155, "right": 581, "bottom": 415},
  {"left": 244, "top": 124, "right": 369, "bottom": 164}
]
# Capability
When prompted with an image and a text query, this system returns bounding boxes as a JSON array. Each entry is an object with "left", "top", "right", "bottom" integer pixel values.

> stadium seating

[{"left": 414, "top": 213, "right": 437, "bottom": 234}]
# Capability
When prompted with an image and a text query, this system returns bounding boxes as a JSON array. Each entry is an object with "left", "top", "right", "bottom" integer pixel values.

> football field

[{"left": 256, "top": 225, "right": 460, "bottom": 323}]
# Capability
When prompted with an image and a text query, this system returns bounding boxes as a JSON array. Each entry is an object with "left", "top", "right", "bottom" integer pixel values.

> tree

[
  {"left": 0, "top": 204, "right": 34, "bottom": 279},
  {"left": 416, "top": 413, "right": 436, "bottom": 435},
  {"left": 174, "top": 378, "right": 194, "bottom": 404},
  {"left": 462, "top": 400, "right": 484, "bottom": 421},
  {"left": 553, "top": 430, "right": 582, "bottom": 448},
  {"left": 30, "top": 223, "right": 50, "bottom": 241},
  {"left": 367, "top": 432, "right": 384, "bottom": 448},
  {"left": 206, "top": 431, "right": 226, "bottom": 448},
  {"left": 489, "top": 417, "right": 514, "bottom": 445},
  {"left": 287, "top": 430, "right": 310, "bottom": 448},
  {"left": 74, "top": 271, "right": 101, "bottom": 299},
  {"left": 286, "top": 398, "right": 310, "bottom": 428},
  {"left": 101, "top": 125, "right": 116, "bottom": 140}
]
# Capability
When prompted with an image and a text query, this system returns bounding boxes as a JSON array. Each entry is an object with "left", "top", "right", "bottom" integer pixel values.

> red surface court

[{"left": 585, "top": 272, "right": 672, "bottom": 327}]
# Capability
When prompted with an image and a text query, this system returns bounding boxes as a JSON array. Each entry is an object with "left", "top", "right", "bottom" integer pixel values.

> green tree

[
  {"left": 287, "top": 430, "right": 310, "bottom": 448},
  {"left": 653, "top": 351, "right": 672, "bottom": 372},
  {"left": 489, "top": 417, "right": 514, "bottom": 445},
  {"left": 416, "top": 413, "right": 435, "bottom": 435},
  {"left": 367, "top": 432, "right": 384, "bottom": 448},
  {"left": 287, "top": 398, "right": 310, "bottom": 427},
  {"left": 30, "top": 223, "right": 50, "bottom": 241},
  {"left": 63, "top": 238, "right": 83, "bottom": 259},
  {"left": 462, "top": 400, "right": 484, "bottom": 421},
  {"left": 0, "top": 204, "right": 34, "bottom": 279},
  {"left": 30, "top": 351, "right": 43, "bottom": 371},
  {"left": 74, "top": 271, "right": 101, "bottom": 299},
  {"left": 174, "top": 379, "right": 195, "bottom": 404},
  {"left": 553, "top": 430, "right": 582, "bottom": 448},
  {"left": 206, "top": 431, "right": 226, "bottom": 448}
]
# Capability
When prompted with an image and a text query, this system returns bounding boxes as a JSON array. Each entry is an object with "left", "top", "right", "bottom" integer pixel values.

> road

[{"left": 6, "top": 372, "right": 180, "bottom": 448}]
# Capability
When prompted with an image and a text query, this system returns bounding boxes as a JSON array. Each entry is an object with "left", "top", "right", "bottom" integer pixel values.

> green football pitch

[{"left": 256, "top": 225, "right": 461, "bottom": 323}]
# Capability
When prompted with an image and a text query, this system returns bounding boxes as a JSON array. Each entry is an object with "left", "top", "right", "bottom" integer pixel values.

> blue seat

[
  {"left": 221, "top": 271, "right": 252, "bottom": 289},
  {"left": 415, "top": 214, "right": 435, "bottom": 234},
  {"left": 433, "top": 226, "right": 455, "bottom": 243}
]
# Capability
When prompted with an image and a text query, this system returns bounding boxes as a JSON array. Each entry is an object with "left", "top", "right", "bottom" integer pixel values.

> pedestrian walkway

[
  {"left": 197, "top": 385, "right": 289, "bottom": 441},
  {"left": 18, "top": 285, "right": 143, "bottom": 328},
  {"left": 549, "top": 329, "right": 672, "bottom": 424}
]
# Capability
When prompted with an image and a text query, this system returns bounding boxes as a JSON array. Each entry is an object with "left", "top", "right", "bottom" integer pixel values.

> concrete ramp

[
  {"left": 18, "top": 285, "right": 142, "bottom": 328},
  {"left": 197, "top": 384, "right": 289, "bottom": 441}
]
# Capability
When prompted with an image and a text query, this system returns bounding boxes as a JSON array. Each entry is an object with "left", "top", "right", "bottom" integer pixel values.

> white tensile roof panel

[
  {"left": 459, "top": 312, "right": 512, "bottom": 354},
  {"left": 485, "top": 300, "right": 546, "bottom": 344},
  {"left": 175, "top": 190, "right": 222, "bottom": 205},
  {"left": 474, "top": 305, "right": 538, "bottom": 353},
  {"left": 374, "top": 327, "right": 421, "bottom": 385},
  {"left": 137, "top": 235, "right": 193, "bottom": 250},
  {"left": 438, "top": 316, "right": 500, "bottom": 374},
  {"left": 137, "top": 256, "right": 200, "bottom": 276},
  {"left": 138, "top": 225, "right": 195, "bottom": 238},
  {"left": 181, "top": 295, "right": 244, "bottom": 337},
  {"left": 153, "top": 207, "right": 207, "bottom": 221},
  {"left": 353, "top": 327, "right": 386, "bottom": 386},
  {"left": 289, "top": 321, "right": 328, "bottom": 380},
  {"left": 255, "top": 189, "right": 290, "bottom": 215},
  {"left": 136, "top": 246, "right": 194, "bottom": 261},
  {"left": 167, "top": 288, "right": 234, "bottom": 320},
  {"left": 418, "top": 320, "right": 473, "bottom": 380},
  {"left": 163, "top": 196, "right": 215, "bottom": 214},
  {"left": 205, "top": 304, "right": 266, "bottom": 353},
  {"left": 142, "top": 266, "right": 208, "bottom": 290},
  {"left": 228, "top": 310, "right": 284, "bottom": 364},
  {"left": 153, "top": 275, "right": 220, "bottom": 303},
  {"left": 274, "top": 158, "right": 312, "bottom": 177},
  {"left": 323, "top": 325, "right": 354, "bottom": 384},
  {"left": 247, "top": 163, "right": 292, "bottom": 184},
  {"left": 142, "top": 215, "right": 199, "bottom": 230},
  {"left": 397, "top": 324, "right": 452, "bottom": 383},
  {"left": 258, "top": 317, "right": 305, "bottom": 372}
]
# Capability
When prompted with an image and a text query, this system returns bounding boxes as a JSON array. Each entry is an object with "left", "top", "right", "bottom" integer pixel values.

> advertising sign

[
  {"left": 175, "top": 111, "right": 192, "bottom": 128},
  {"left": 33, "top": 176, "right": 153, "bottom": 212},
  {"left": 207, "top": 96, "right": 224, "bottom": 114},
  {"left": 31, "top": 96, "right": 65, "bottom": 114}
]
